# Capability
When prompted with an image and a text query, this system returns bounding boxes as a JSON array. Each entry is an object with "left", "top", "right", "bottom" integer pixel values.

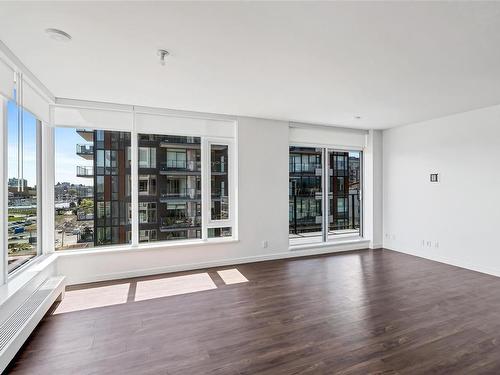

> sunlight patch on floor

[
  {"left": 217, "top": 268, "right": 249, "bottom": 285},
  {"left": 53, "top": 283, "right": 130, "bottom": 314},
  {"left": 134, "top": 272, "right": 217, "bottom": 301}
]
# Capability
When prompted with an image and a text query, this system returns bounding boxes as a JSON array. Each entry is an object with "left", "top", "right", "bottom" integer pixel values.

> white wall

[
  {"left": 383, "top": 104, "right": 500, "bottom": 276},
  {"left": 364, "top": 130, "right": 383, "bottom": 249}
]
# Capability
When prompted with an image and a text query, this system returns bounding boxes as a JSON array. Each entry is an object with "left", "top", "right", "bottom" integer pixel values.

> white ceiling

[{"left": 1, "top": 1, "right": 500, "bottom": 129}]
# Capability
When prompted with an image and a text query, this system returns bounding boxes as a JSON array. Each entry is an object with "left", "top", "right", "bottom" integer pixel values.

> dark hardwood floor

[{"left": 6, "top": 249, "right": 500, "bottom": 374}]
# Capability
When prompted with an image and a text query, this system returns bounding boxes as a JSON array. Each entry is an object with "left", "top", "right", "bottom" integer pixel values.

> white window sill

[
  {"left": 289, "top": 236, "right": 368, "bottom": 252},
  {"left": 55, "top": 237, "right": 239, "bottom": 257}
]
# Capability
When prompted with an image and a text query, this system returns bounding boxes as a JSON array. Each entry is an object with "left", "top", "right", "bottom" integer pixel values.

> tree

[{"left": 79, "top": 199, "right": 94, "bottom": 213}]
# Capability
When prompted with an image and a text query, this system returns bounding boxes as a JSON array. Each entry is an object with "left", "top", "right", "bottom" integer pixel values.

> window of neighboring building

[
  {"left": 138, "top": 147, "right": 156, "bottom": 168},
  {"left": 139, "top": 175, "right": 157, "bottom": 196},
  {"left": 139, "top": 202, "right": 157, "bottom": 224},
  {"left": 139, "top": 229, "right": 157, "bottom": 243}
]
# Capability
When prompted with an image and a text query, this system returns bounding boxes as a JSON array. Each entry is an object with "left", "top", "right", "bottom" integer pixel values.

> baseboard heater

[{"left": 0, "top": 276, "right": 66, "bottom": 373}]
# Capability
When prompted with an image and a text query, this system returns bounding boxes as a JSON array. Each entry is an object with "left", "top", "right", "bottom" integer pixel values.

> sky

[
  {"left": 7, "top": 100, "right": 92, "bottom": 187},
  {"left": 54, "top": 127, "right": 93, "bottom": 185},
  {"left": 7, "top": 100, "right": 36, "bottom": 187}
]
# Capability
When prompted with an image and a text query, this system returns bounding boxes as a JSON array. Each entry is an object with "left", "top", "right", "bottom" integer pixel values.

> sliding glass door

[
  {"left": 328, "top": 150, "right": 361, "bottom": 239},
  {"left": 289, "top": 147, "right": 323, "bottom": 244},
  {"left": 289, "top": 146, "right": 362, "bottom": 246}
]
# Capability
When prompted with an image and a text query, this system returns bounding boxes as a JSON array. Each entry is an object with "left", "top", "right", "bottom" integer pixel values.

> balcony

[
  {"left": 159, "top": 216, "right": 201, "bottom": 232},
  {"left": 76, "top": 144, "right": 94, "bottom": 160},
  {"left": 158, "top": 136, "right": 200, "bottom": 147},
  {"left": 76, "top": 166, "right": 93, "bottom": 178},
  {"left": 76, "top": 129, "right": 94, "bottom": 142},
  {"left": 159, "top": 188, "right": 201, "bottom": 202},
  {"left": 77, "top": 229, "right": 94, "bottom": 243},
  {"left": 289, "top": 163, "right": 321, "bottom": 174},
  {"left": 211, "top": 191, "right": 229, "bottom": 200},
  {"left": 211, "top": 161, "right": 228, "bottom": 174},
  {"left": 76, "top": 211, "right": 94, "bottom": 221},
  {"left": 159, "top": 160, "right": 201, "bottom": 174}
]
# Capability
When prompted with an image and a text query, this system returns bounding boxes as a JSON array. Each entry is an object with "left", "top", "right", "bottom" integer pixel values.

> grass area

[{"left": 8, "top": 208, "right": 36, "bottom": 216}]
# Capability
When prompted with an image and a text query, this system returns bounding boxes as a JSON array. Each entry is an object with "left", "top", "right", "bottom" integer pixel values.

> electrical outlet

[
  {"left": 426, "top": 241, "right": 432, "bottom": 247},
  {"left": 262, "top": 240, "right": 268, "bottom": 249}
]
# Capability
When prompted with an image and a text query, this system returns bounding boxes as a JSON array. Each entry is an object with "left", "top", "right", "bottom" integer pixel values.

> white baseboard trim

[
  {"left": 65, "top": 240, "right": 371, "bottom": 285},
  {"left": 385, "top": 246, "right": 500, "bottom": 278},
  {"left": 370, "top": 243, "right": 383, "bottom": 249}
]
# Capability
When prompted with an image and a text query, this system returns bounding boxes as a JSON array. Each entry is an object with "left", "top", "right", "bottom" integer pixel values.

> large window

[
  {"left": 7, "top": 101, "right": 40, "bottom": 273},
  {"left": 53, "top": 130, "right": 234, "bottom": 249},
  {"left": 137, "top": 134, "right": 234, "bottom": 243},
  {"left": 54, "top": 128, "right": 131, "bottom": 250},
  {"left": 289, "top": 146, "right": 362, "bottom": 245},
  {"left": 139, "top": 134, "right": 202, "bottom": 242}
]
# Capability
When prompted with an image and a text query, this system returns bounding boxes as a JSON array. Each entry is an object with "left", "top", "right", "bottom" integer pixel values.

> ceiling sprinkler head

[{"left": 158, "top": 49, "right": 169, "bottom": 66}]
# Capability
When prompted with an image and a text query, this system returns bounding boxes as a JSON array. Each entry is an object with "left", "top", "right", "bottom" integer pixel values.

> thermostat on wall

[{"left": 430, "top": 173, "right": 439, "bottom": 182}]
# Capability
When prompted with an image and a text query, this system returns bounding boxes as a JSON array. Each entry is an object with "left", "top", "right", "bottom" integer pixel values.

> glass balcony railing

[
  {"left": 289, "top": 163, "right": 321, "bottom": 173},
  {"left": 160, "top": 216, "right": 202, "bottom": 229},
  {"left": 160, "top": 188, "right": 201, "bottom": 200},
  {"left": 76, "top": 144, "right": 94, "bottom": 160},
  {"left": 76, "top": 144, "right": 94, "bottom": 155},
  {"left": 160, "top": 160, "right": 201, "bottom": 172},
  {"left": 76, "top": 211, "right": 94, "bottom": 221},
  {"left": 76, "top": 166, "right": 93, "bottom": 177},
  {"left": 211, "top": 161, "right": 227, "bottom": 173},
  {"left": 158, "top": 136, "right": 200, "bottom": 145}
]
